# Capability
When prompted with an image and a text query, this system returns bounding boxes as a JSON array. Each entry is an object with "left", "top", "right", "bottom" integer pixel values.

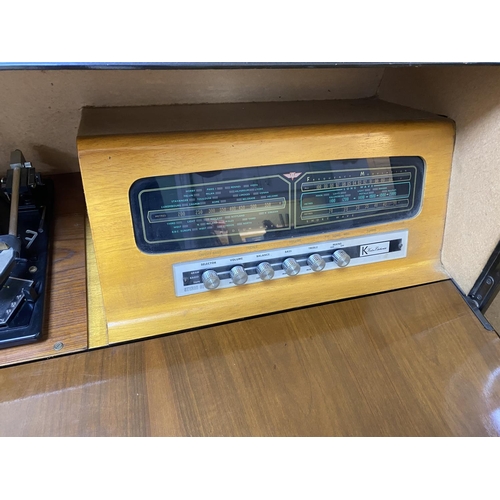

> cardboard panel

[
  {"left": 378, "top": 65, "right": 500, "bottom": 294},
  {"left": 0, "top": 68, "right": 383, "bottom": 174}
]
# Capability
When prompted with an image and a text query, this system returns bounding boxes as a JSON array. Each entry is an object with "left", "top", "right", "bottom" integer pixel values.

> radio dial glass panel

[{"left": 129, "top": 156, "right": 424, "bottom": 253}]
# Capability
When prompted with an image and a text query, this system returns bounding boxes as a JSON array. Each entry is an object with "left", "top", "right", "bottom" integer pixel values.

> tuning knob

[
  {"left": 257, "top": 262, "right": 274, "bottom": 281},
  {"left": 230, "top": 265, "right": 248, "bottom": 285},
  {"left": 307, "top": 253, "right": 325, "bottom": 272},
  {"left": 282, "top": 257, "right": 300, "bottom": 276},
  {"left": 332, "top": 249, "right": 350, "bottom": 268},
  {"left": 201, "top": 270, "right": 220, "bottom": 290}
]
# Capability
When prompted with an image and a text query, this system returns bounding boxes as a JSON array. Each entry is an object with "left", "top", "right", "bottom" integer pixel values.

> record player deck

[{"left": 0, "top": 150, "right": 52, "bottom": 349}]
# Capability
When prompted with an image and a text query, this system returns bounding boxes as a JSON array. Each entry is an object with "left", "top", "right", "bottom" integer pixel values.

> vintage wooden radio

[{"left": 77, "top": 99, "right": 455, "bottom": 346}]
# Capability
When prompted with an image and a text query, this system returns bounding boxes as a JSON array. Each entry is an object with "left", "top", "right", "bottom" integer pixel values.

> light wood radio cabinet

[{"left": 77, "top": 99, "right": 455, "bottom": 346}]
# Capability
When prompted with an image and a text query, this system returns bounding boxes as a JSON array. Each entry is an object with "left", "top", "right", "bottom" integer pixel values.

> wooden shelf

[{"left": 1, "top": 279, "right": 499, "bottom": 436}]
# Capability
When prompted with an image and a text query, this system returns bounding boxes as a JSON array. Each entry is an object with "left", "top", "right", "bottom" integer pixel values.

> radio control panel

[{"left": 173, "top": 230, "right": 408, "bottom": 297}]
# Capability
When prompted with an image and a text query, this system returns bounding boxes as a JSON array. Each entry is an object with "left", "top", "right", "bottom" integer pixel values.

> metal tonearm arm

[{"left": 0, "top": 150, "right": 25, "bottom": 284}]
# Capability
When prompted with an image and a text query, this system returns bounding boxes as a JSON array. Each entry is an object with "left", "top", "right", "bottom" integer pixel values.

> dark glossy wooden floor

[{"left": 1, "top": 280, "right": 500, "bottom": 436}]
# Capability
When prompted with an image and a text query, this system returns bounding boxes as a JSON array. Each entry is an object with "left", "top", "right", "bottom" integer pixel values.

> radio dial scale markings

[{"left": 129, "top": 157, "right": 423, "bottom": 254}]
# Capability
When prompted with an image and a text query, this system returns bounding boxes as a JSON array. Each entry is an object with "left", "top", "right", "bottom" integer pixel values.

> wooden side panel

[
  {"left": 79, "top": 107, "right": 455, "bottom": 346},
  {"left": 86, "top": 217, "right": 108, "bottom": 348}
]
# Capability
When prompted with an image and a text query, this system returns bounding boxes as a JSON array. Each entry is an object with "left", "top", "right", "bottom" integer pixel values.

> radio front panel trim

[{"left": 173, "top": 230, "right": 409, "bottom": 297}]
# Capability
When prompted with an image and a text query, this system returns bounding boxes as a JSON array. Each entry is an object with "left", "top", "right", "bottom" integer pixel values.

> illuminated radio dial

[
  {"left": 307, "top": 254, "right": 325, "bottom": 272},
  {"left": 230, "top": 265, "right": 248, "bottom": 285},
  {"left": 282, "top": 258, "right": 300, "bottom": 276},
  {"left": 201, "top": 270, "right": 220, "bottom": 290},
  {"left": 257, "top": 262, "right": 274, "bottom": 281}
]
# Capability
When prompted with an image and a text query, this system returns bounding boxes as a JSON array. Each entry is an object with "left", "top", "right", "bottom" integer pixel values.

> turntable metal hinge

[{"left": 460, "top": 240, "right": 500, "bottom": 334}]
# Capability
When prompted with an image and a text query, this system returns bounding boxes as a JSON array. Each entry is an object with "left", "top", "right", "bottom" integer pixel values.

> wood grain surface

[
  {"left": 86, "top": 217, "right": 108, "bottom": 348},
  {"left": 0, "top": 174, "right": 87, "bottom": 367},
  {"left": 1, "top": 280, "right": 499, "bottom": 436},
  {"left": 78, "top": 100, "right": 455, "bottom": 345}
]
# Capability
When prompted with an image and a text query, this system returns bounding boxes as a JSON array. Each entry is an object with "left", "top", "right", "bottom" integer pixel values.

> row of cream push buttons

[{"left": 201, "top": 250, "right": 351, "bottom": 290}]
